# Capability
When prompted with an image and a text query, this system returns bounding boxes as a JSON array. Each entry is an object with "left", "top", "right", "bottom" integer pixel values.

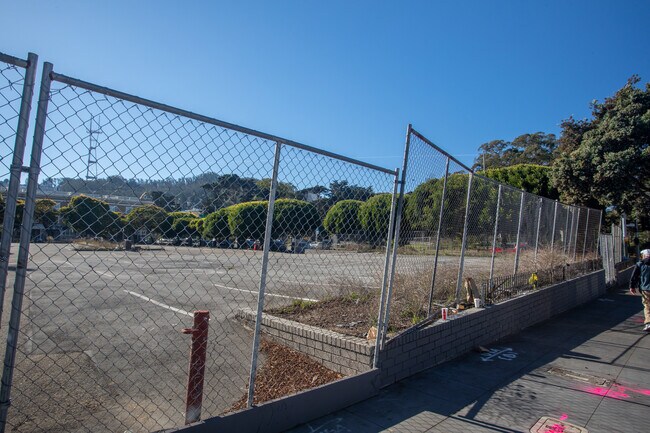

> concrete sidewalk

[{"left": 289, "top": 287, "right": 649, "bottom": 433}]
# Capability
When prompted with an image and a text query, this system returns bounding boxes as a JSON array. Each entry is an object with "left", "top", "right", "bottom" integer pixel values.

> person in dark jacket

[{"left": 630, "top": 249, "right": 650, "bottom": 331}]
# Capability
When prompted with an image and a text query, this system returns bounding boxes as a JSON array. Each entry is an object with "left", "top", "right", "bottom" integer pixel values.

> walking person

[{"left": 630, "top": 249, "right": 650, "bottom": 331}]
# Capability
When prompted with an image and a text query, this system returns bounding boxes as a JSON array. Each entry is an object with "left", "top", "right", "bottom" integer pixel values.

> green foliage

[
  {"left": 189, "top": 218, "right": 204, "bottom": 237},
  {"left": 329, "top": 180, "right": 373, "bottom": 202},
  {"left": 126, "top": 204, "right": 168, "bottom": 235},
  {"left": 150, "top": 191, "right": 179, "bottom": 212},
  {"left": 323, "top": 199, "right": 362, "bottom": 235},
  {"left": 481, "top": 164, "right": 558, "bottom": 199},
  {"left": 201, "top": 174, "right": 263, "bottom": 213},
  {"left": 202, "top": 208, "right": 230, "bottom": 239},
  {"left": 272, "top": 199, "right": 320, "bottom": 238},
  {"left": 61, "top": 195, "right": 123, "bottom": 237},
  {"left": 552, "top": 76, "right": 650, "bottom": 216},
  {"left": 34, "top": 199, "right": 58, "bottom": 228},
  {"left": 227, "top": 201, "right": 267, "bottom": 240},
  {"left": 163, "top": 211, "right": 197, "bottom": 236},
  {"left": 255, "top": 179, "right": 297, "bottom": 200},
  {"left": 359, "top": 194, "right": 392, "bottom": 243},
  {"left": 0, "top": 195, "right": 25, "bottom": 233},
  {"left": 403, "top": 173, "right": 471, "bottom": 238},
  {"left": 474, "top": 132, "right": 558, "bottom": 170},
  {"left": 172, "top": 217, "right": 197, "bottom": 237},
  {"left": 227, "top": 199, "right": 320, "bottom": 241}
]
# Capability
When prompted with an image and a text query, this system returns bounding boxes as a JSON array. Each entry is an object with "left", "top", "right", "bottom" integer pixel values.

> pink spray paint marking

[
  {"left": 543, "top": 423, "right": 566, "bottom": 433},
  {"left": 559, "top": 414, "right": 568, "bottom": 421},
  {"left": 584, "top": 384, "right": 650, "bottom": 400}
]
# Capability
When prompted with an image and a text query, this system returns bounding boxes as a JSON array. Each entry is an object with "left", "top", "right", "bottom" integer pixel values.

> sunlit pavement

[{"left": 289, "top": 286, "right": 648, "bottom": 433}]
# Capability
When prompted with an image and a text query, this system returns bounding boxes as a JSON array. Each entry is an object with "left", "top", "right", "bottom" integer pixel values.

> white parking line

[
  {"left": 274, "top": 278, "right": 381, "bottom": 289},
  {"left": 123, "top": 290, "right": 194, "bottom": 317},
  {"left": 212, "top": 283, "right": 318, "bottom": 302}
]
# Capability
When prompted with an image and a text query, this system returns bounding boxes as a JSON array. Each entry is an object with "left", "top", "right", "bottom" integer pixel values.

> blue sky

[{"left": 2, "top": 1, "right": 649, "bottom": 170}]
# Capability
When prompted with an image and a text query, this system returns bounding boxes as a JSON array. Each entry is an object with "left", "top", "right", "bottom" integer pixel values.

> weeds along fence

[
  {"left": 0, "top": 50, "right": 610, "bottom": 433},
  {"left": 0, "top": 53, "right": 399, "bottom": 432},
  {"left": 377, "top": 126, "right": 602, "bottom": 342}
]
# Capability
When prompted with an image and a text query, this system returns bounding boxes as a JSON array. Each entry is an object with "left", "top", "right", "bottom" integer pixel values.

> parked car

[
  {"left": 269, "top": 239, "right": 287, "bottom": 252},
  {"left": 290, "top": 239, "right": 310, "bottom": 254},
  {"left": 218, "top": 239, "right": 234, "bottom": 249},
  {"left": 309, "top": 239, "right": 332, "bottom": 250}
]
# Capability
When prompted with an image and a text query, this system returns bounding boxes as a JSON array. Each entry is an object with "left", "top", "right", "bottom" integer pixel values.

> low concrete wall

[
  {"left": 163, "top": 369, "right": 381, "bottom": 433},
  {"left": 237, "top": 308, "right": 374, "bottom": 375},
  {"left": 175, "top": 269, "right": 609, "bottom": 433},
  {"left": 378, "top": 270, "right": 606, "bottom": 387}
]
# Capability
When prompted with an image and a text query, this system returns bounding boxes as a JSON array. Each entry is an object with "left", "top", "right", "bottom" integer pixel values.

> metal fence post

[
  {"left": 373, "top": 168, "right": 400, "bottom": 368},
  {"left": 380, "top": 124, "right": 411, "bottom": 347},
  {"left": 426, "top": 157, "right": 450, "bottom": 316},
  {"left": 567, "top": 206, "right": 576, "bottom": 259},
  {"left": 513, "top": 190, "right": 525, "bottom": 275},
  {"left": 582, "top": 208, "right": 590, "bottom": 261},
  {"left": 488, "top": 184, "right": 502, "bottom": 296},
  {"left": 597, "top": 210, "right": 603, "bottom": 258},
  {"left": 182, "top": 310, "right": 210, "bottom": 424},
  {"left": 533, "top": 198, "right": 543, "bottom": 270},
  {"left": 573, "top": 208, "right": 581, "bottom": 261},
  {"left": 563, "top": 205, "right": 571, "bottom": 257},
  {"left": 0, "top": 52, "right": 37, "bottom": 327},
  {"left": 0, "top": 61, "right": 52, "bottom": 432},
  {"left": 549, "top": 201, "right": 558, "bottom": 279},
  {"left": 246, "top": 141, "right": 282, "bottom": 408},
  {"left": 454, "top": 172, "right": 473, "bottom": 304}
]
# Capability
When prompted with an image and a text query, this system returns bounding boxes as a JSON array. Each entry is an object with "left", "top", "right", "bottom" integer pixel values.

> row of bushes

[{"left": 54, "top": 193, "right": 397, "bottom": 244}]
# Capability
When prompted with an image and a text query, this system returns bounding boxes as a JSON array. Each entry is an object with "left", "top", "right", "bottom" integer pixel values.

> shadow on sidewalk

[{"left": 291, "top": 286, "right": 648, "bottom": 432}]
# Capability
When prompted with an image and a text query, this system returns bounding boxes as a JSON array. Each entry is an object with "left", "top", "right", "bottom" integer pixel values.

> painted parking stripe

[
  {"left": 123, "top": 290, "right": 194, "bottom": 317},
  {"left": 212, "top": 283, "right": 318, "bottom": 302}
]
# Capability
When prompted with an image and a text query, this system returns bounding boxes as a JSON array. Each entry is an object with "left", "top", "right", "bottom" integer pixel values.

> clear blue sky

[{"left": 2, "top": 1, "right": 649, "bottom": 170}]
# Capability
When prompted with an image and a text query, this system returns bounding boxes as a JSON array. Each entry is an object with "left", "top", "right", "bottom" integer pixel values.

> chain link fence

[
  {"left": 0, "top": 51, "right": 622, "bottom": 433},
  {"left": 380, "top": 126, "right": 604, "bottom": 340},
  {"left": 0, "top": 57, "right": 398, "bottom": 432}
]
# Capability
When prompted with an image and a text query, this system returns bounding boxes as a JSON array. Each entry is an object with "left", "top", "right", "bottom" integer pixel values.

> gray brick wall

[
  {"left": 236, "top": 308, "right": 374, "bottom": 375},
  {"left": 237, "top": 270, "right": 607, "bottom": 386},
  {"left": 377, "top": 270, "right": 606, "bottom": 387}
]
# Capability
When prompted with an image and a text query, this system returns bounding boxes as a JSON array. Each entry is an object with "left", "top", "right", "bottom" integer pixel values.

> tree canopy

[
  {"left": 60, "top": 195, "right": 122, "bottom": 237},
  {"left": 473, "top": 132, "right": 558, "bottom": 170},
  {"left": 481, "top": 164, "right": 558, "bottom": 200},
  {"left": 552, "top": 75, "right": 650, "bottom": 216}
]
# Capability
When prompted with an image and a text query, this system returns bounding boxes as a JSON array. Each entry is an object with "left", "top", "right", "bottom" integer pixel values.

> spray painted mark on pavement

[{"left": 480, "top": 347, "right": 518, "bottom": 362}]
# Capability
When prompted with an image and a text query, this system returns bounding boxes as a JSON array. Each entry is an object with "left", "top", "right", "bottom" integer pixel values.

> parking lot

[{"left": 1, "top": 242, "right": 492, "bottom": 432}]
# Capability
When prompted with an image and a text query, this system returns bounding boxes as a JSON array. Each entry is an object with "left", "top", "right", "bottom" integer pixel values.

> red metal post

[{"left": 182, "top": 310, "right": 210, "bottom": 425}]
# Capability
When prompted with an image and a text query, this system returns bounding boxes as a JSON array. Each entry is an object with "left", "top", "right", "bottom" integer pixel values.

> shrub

[
  {"left": 202, "top": 208, "right": 231, "bottom": 240},
  {"left": 323, "top": 200, "right": 362, "bottom": 235},
  {"left": 272, "top": 198, "right": 320, "bottom": 238}
]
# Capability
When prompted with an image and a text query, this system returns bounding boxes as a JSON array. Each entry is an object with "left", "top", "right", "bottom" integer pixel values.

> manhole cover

[
  {"left": 530, "top": 417, "right": 588, "bottom": 433},
  {"left": 546, "top": 366, "right": 611, "bottom": 386}
]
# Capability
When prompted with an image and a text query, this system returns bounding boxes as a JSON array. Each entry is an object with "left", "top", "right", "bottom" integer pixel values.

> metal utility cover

[{"left": 530, "top": 416, "right": 588, "bottom": 433}]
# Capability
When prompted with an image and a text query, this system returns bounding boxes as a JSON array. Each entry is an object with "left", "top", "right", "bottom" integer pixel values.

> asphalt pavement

[{"left": 289, "top": 284, "right": 649, "bottom": 433}]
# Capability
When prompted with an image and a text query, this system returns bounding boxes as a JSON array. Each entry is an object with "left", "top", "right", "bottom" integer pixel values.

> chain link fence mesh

[
  {"left": 4, "top": 69, "right": 397, "bottom": 432},
  {"left": 0, "top": 55, "right": 618, "bottom": 433},
  {"left": 0, "top": 59, "right": 25, "bottom": 183},
  {"left": 384, "top": 128, "right": 604, "bottom": 336}
]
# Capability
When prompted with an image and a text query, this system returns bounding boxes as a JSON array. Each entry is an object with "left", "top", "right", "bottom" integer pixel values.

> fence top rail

[
  {"left": 410, "top": 125, "right": 601, "bottom": 214},
  {"left": 0, "top": 51, "right": 29, "bottom": 69},
  {"left": 49, "top": 71, "right": 397, "bottom": 177}
]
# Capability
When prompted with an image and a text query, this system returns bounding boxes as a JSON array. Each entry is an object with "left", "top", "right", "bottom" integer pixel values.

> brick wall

[
  {"left": 377, "top": 270, "right": 606, "bottom": 387},
  {"left": 237, "top": 308, "right": 374, "bottom": 375}
]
